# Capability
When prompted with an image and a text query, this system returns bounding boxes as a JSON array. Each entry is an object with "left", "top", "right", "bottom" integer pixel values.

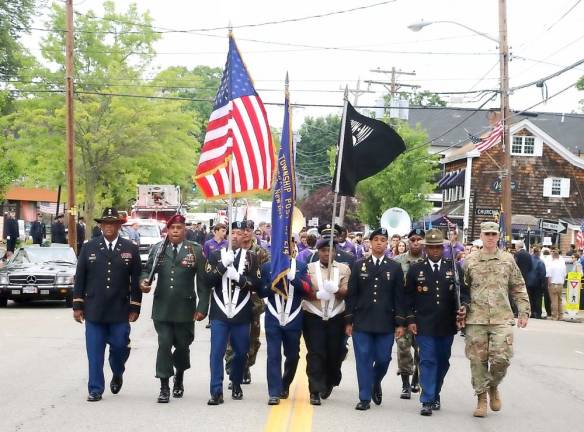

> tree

[
  {"left": 0, "top": 0, "right": 36, "bottom": 79},
  {"left": 2, "top": 2, "right": 203, "bottom": 224},
  {"left": 299, "top": 185, "right": 361, "bottom": 231},
  {"left": 384, "top": 89, "right": 447, "bottom": 108},
  {"left": 296, "top": 115, "right": 340, "bottom": 194},
  {"left": 357, "top": 121, "right": 439, "bottom": 226}
]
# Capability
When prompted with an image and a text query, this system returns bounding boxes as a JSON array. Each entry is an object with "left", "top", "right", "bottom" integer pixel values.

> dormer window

[{"left": 511, "top": 136, "right": 535, "bottom": 155}]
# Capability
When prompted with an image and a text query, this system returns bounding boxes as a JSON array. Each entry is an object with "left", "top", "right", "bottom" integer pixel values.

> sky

[{"left": 24, "top": 0, "right": 584, "bottom": 129}]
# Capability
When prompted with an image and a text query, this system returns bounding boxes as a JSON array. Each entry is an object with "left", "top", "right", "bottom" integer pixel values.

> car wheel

[
  {"left": 65, "top": 294, "right": 73, "bottom": 308},
  {"left": 0, "top": 297, "right": 7, "bottom": 308}
]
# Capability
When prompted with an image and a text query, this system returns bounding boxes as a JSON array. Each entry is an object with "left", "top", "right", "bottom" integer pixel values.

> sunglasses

[{"left": 483, "top": 232, "right": 498, "bottom": 237}]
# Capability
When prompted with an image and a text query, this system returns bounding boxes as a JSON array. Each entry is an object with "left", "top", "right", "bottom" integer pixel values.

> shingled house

[{"left": 408, "top": 108, "right": 584, "bottom": 249}]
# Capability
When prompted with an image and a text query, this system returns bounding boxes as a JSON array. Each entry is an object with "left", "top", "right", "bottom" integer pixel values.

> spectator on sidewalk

[
  {"left": 527, "top": 247, "right": 547, "bottom": 319},
  {"left": 547, "top": 251, "right": 567, "bottom": 321}
]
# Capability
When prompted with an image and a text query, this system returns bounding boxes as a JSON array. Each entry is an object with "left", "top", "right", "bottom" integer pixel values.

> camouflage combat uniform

[
  {"left": 463, "top": 249, "right": 530, "bottom": 395},
  {"left": 225, "top": 241, "right": 269, "bottom": 376},
  {"left": 394, "top": 252, "right": 424, "bottom": 377}
]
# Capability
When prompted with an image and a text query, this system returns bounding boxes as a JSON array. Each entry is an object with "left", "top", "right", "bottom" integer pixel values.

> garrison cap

[
  {"left": 166, "top": 214, "right": 186, "bottom": 228},
  {"left": 316, "top": 237, "right": 337, "bottom": 250},
  {"left": 481, "top": 221, "right": 500, "bottom": 234},
  {"left": 423, "top": 228, "right": 445, "bottom": 245},
  {"left": 407, "top": 228, "right": 426, "bottom": 239},
  {"left": 369, "top": 227, "right": 389, "bottom": 240}
]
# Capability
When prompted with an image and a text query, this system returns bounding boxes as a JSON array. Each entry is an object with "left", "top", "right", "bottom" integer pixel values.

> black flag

[{"left": 333, "top": 102, "right": 406, "bottom": 196}]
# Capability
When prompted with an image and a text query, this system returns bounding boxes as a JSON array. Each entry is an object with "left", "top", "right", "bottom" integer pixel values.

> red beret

[{"left": 166, "top": 214, "right": 186, "bottom": 228}]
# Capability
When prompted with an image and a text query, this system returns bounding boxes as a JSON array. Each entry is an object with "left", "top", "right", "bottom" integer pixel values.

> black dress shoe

[
  {"left": 431, "top": 397, "right": 441, "bottom": 411},
  {"left": 242, "top": 369, "right": 251, "bottom": 385},
  {"left": 173, "top": 375, "right": 184, "bottom": 398},
  {"left": 420, "top": 403, "right": 433, "bottom": 416},
  {"left": 232, "top": 383, "right": 243, "bottom": 400},
  {"left": 110, "top": 375, "right": 123, "bottom": 394},
  {"left": 309, "top": 392, "right": 321, "bottom": 405},
  {"left": 320, "top": 385, "right": 333, "bottom": 400},
  {"left": 87, "top": 393, "right": 102, "bottom": 402},
  {"left": 280, "top": 387, "right": 290, "bottom": 399},
  {"left": 207, "top": 394, "right": 224, "bottom": 405},
  {"left": 268, "top": 397, "right": 280, "bottom": 405},
  {"left": 228, "top": 381, "right": 233, "bottom": 390},
  {"left": 355, "top": 400, "right": 370, "bottom": 411},
  {"left": 372, "top": 382, "right": 382, "bottom": 405},
  {"left": 158, "top": 388, "right": 170, "bottom": 403}
]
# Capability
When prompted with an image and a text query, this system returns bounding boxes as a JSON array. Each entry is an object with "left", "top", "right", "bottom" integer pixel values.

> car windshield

[{"left": 13, "top": 247, "right": 77, "bottom": 265}]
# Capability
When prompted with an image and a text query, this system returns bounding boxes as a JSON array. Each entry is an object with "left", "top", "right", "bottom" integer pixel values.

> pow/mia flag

[{"left": 333, "top": 102, "right": 406, "bottom": 196}]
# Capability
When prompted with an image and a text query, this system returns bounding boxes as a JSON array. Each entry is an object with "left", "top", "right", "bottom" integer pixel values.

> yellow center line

[{"left": 264, "top": 341, "right": 313, "bottom": 432}]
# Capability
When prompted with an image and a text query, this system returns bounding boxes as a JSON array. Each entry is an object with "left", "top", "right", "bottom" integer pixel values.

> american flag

[
  {"left": 194, "top": 36, "right": 275, "bottom": 198},
  {"left": 474, "top": 121, "right": 503, "bottom": 154}
]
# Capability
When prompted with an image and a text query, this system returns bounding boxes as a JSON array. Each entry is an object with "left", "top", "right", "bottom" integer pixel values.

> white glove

[
  {"left": 225, "top": 265, "right": 241, "bottom": 283},
  {"left": 221, "top": 249, "right": 235, "bottom": 267},
  {"left": 323, "top": 280, "right": 339, "bottom": 294},
  {"left": 316, "top": 290, "right": 333, "bottom": 301},
  {"left": 287, "top": 258, "right": 297, "bottom": 281}
]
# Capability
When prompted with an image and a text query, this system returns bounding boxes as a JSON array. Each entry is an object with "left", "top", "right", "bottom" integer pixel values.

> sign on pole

[
  {"left": 308, "top": 217, "right": 319, "bottom": 227},
  {"left": 566, "top": 272, "right": 581, "bottom": 317},
  {"left": 540, "top": 218, "right": 568, "bottom": 234}
]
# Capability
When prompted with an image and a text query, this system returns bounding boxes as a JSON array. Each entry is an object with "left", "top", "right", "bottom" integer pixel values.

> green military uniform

[
  {"left": 143, "top": 240, "right": 210, "bottom": 379},
  {"left": 394, "top": 251, "right": 424, "bottom": 378},
  {"left": 225, "top": 240, "right": 268, "bottom": 377},
  {"left": 463, "top": 247, "right": 530, "bottom": 396}
]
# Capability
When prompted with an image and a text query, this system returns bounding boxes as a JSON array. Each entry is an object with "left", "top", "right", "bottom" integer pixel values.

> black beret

[
  {"left": 369, "top": 227, "right": 389, "bottom": 240},
  {"left": 407, "top": 228, "right": 426, "bottom": 239}
]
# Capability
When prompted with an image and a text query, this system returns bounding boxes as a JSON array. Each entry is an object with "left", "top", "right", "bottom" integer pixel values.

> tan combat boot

[
  {"left": 488, "top": 386, "right": 501, "bottom": 411},
  {"left": 473, "top": 392, "right": 488, "bottom": 417}
]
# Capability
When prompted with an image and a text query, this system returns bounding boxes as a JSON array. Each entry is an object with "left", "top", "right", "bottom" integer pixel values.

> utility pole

[
  {"left": 65, "top": 0, "right": 77, "bottom": 251},
  {"left": 337, "top": 80, "right": 374, "bottom": 227},
  {"left": 499, "top": 0, "right": 512, "bottom": 242},
  {"left": 367, "top": 67, "right": 418, "bottom": 100}
]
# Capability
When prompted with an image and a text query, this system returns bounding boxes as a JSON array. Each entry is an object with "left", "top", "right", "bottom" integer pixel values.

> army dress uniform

[
  {"left": 206, "top": 245, "right": 262, "bottom": 403},
  {"left": 142, "top": 238, "right": 210, "bottom": 396},
  {"left": 72, "top": 212, "right": 142, "bottom": 399},
  {"left": 463, "top": 222, "right": 530, "bottom": 416},
  {"left": 345, "top": 228, "right": 406, "bottom": 410},
  {"left": 394, "top": 227, "right": 426, "bottom": 397},
  {"left": 258, "top": 258, "right": 311, "bottom": 404},
  {"left": 404, "top": 229, "right": 470, "bottom": 414}
]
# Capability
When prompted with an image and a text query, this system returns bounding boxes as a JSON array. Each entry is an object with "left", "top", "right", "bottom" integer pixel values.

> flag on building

[
  {"left": 270, "top": 82, "right": 295, "bottom": 298},
  {"left": 333, "top": 102, "right": 406, "bottom": 196},
  {"left": 474, "top": 121, "right": 503, "bottom": 154},
  {"left": 467, "top": 131, "right": 483, "bottom": 144},
  {"left": 194, "top": 35, "right": 275, "bottom": 198}
]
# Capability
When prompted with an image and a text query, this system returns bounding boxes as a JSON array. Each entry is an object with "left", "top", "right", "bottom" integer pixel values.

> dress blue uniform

[
  {"left": 345, "top": 229, "right": 405, "bottom": 408},
  {"left": 206, "top": 247, "right": 261, "bottom": 400},
  {"left": 258, "top": 259, "right": 311, "bottom": 401},
  {"left": 73, "top": 232, "right": 142, "bottom": 397},
  {"left": 405, "top": 246, "right": 468, "bottom": 410}
]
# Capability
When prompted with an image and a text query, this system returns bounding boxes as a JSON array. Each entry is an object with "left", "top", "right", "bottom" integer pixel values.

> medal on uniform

[
  {"left": 423, "top": 286, "right": 428, "bottom": 292},
  {"left": 361, "top": 263, "right": 366, "bottom": 272},
  {"left": 417, "top": 286, "right": 423, "bottom": 293},
  {"left": 386, "top": 271, "right": 391, "bottom": 280}
]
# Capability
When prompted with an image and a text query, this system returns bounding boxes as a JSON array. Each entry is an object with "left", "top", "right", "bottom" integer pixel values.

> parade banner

[
  {"left": 566, "top": 272, "right": 581, "bottom": 316},
  {"left": 270, "top": 81, "right": 295, "bottom": 298}
]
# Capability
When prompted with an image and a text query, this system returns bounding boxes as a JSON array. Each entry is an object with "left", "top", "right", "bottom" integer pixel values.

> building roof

[
  {"left": 5, "top": 187, "right": 59, "bottom": 202},
  {"left": 408, "top": 108, "right": 584, "bottom": 155}
]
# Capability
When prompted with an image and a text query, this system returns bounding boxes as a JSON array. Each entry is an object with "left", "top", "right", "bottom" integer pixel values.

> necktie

[
  {"left": 375, "top": 258, "right": 380, "bottom": 269},
  {"left": 433, "top": 263, "right": 439, "bottom": 273},
  {"left": 173, "top": 245, "right": 178, "bottom": 260},
  {"left": 108, "top": 242, "right": 113, "bottom": 253}
]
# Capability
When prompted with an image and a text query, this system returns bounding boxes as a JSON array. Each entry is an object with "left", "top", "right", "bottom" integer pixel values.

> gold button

[
  {"left": 170, "top": 278, "right": 174, "bottom": 281},
  {"left": 170, "top": 285, "right": 174, "bottom": 289},
  {"left": 374, "top": 284, "right": 378, "bottom": 288},
  {"left": 373, "top": 299, "right": 377, "bottom": 303},
  {"left": 436, "top": 301, "right": 440, "bottom": 304},
  {"left": 107, "top": 270, "right": 111, "bottom": 273},
  {"left": 436, "top": 294, "right": 440, "bottom": 297},
  {"left": 107, "top": 278, "right": 110, "bottom": 281},
  {"left": 106, "top": 285, "right": 110, "bottom": 289}
]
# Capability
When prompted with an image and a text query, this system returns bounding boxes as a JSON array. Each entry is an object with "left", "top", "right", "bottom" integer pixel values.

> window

[
  {"left": 511, "top": 135, "right": 537, "bottom": 155},
  {"left": 543, "top": 177, "right": 570, "bottom": 198}
]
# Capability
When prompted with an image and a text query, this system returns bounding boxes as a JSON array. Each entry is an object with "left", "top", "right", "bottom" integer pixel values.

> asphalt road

[{"left": 1, "top": 294, "right": 583, "bottom": 432}]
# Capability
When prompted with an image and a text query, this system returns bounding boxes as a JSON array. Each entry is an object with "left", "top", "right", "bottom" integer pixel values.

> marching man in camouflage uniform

[{"left": 462, "top": 222, "right": 530, "bottom": 417}]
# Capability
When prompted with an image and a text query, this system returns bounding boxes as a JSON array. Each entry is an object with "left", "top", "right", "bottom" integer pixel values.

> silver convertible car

[{"left": 0, "top": 245, "right": 77, "bottom": 307}]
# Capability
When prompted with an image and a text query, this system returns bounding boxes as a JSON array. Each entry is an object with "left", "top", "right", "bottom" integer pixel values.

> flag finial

[
  {"left": 228, "top": 21, "right": 233, "bottom": 36},
  {"left": 344, "top": 85, "right": 349, "bottom": 100}
]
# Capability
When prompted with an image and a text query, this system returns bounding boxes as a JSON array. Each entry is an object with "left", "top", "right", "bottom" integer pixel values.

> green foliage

[
  {"left": 384, "top": 90, "right": 447, "bottom": 108},
  {"left": 0, "top": 0, "right": 36, "bottom": 79},
  {"left": 296, "top": 115, "right": 340, "bottom": 194},
  {"left": 357, "top": 121, "right": 439, "bottom": 226}
]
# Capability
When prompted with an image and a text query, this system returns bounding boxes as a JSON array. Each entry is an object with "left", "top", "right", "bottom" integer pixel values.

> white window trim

[
  {"left": 511, "top": 134, "right": 542, "bottom": 156},
  {"left": 543, "top": 177, "right": 570, "bottom": 198}
]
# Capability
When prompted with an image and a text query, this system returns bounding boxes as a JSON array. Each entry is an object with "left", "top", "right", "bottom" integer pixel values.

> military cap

[
  {"left": 166, "top": 214, "right": 186, "bottom": 228},
  {"left": 94, "top": 207, "right": 125, "bottom": 224},
  {"left": 369, "top": 227, "right": 389, "bottom": 240},
  {"left": 407, "top": 228, "right": 426, "bottom": 239},
  {"left": 423, "top": 228, "right": 445, "bottom": 245},
  {"left": 316, "top": 237, "right": 337, "bottom": 250},
  {"left": 317, "top": 223, "right": 342, "bottom": 238},
  {"left": 481, "top": 221, "right": 499, "bottom": 234}
]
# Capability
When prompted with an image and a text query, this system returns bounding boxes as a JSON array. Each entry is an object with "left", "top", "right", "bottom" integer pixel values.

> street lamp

[
  {"left": 407, "top": 20, "right": 498, "bottom": 43},
  {"left": 408, "top": 5, "right": 512, "bottom": 244}
]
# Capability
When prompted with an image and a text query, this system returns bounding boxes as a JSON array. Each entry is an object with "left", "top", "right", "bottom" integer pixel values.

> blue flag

[
  {"left": 270, "top": 88, "right": 295, "bottom": 298},
  {"left": 498, "top": 209, "right": 506, "bottom": 249}
]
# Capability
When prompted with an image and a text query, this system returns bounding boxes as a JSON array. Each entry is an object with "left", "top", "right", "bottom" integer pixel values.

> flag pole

[
  {"left": 328, "top": 86, "right": 349, "bottom": 268},
  {"left": 227, "top": 25, "right": 234, "bottom": 253}
]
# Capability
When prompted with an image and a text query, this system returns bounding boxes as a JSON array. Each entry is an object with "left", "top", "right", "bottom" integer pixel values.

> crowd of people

[{"left": 70, "top": 207, "right": 534, "bottom": 419}]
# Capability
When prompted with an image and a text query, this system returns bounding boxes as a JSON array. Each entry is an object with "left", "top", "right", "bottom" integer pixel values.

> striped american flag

[
  {"left": 194, "top": 35, "right": 275, "bottom": 198},
  {"left": 475, "top": 121, "right": 503, "bottom": 154}
]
